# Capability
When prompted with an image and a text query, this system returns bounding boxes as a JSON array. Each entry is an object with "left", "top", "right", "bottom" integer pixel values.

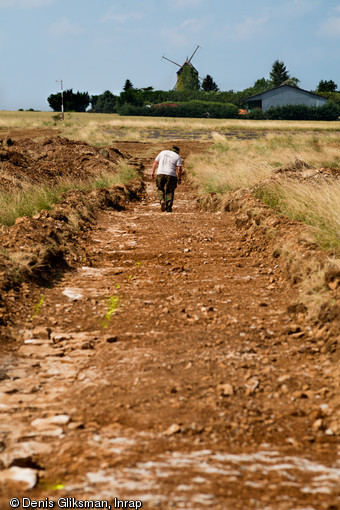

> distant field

[{"left": 1, "top": 110, "right": 340, "bottom": 145}]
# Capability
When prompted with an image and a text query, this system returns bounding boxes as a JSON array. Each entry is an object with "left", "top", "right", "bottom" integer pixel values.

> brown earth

[
  {"left": 0, "top": 129, "right": 340, "bottom": 509},
  {"left": 0, "top": 135, "right": 126, "bottom": 192}
]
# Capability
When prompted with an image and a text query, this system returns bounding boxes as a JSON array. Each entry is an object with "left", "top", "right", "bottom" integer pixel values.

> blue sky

[{"left": 1, "top": 0, "right": 340, "bottom": 110}]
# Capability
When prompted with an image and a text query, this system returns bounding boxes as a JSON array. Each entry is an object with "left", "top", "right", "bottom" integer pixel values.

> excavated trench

[{"left": 0, "top": 138, "right": 340, "bottom": 509}]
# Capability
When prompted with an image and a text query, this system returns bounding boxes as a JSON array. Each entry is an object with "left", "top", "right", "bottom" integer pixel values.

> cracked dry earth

[{"left": 1, "top": 163, "right": 340, "bottom": 509}]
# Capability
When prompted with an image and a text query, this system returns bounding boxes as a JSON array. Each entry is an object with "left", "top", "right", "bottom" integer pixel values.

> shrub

[
  {"left": 118, "top": 100, "right": 238, "bottom": 119},
  {"left": 264, "top": 102, "right": 340, "bottom": 121},
  {"left": 247, "top": 109, "right": 267, "bottom": 120}
]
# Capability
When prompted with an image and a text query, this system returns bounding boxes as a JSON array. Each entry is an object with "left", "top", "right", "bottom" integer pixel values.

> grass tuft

[{"left": 0, "top": 163, "right": 138, "bottom": 226}]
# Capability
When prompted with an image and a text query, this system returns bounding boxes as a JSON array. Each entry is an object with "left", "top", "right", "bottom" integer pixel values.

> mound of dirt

[
  {"left": 274, "top": 158, "right": 340, "bottom": 181},
  {"left": 0, "top": 136, "right": 127, "bottom": 191}
]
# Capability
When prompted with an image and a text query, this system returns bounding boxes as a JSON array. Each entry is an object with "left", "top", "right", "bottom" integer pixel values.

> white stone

[
  {"left": 31, "top": 415, "right": 70, "bottom": 428},
  {"left": 219, "top": 383, "right": 234, "bottom": 396},
  {"left": 164, "top": 424, "right": 181, "bottom": 436},
  {"left": 0, "top": 466, "right": 37, "bottom": 489},
  {"left": 0, "top": 441, "right": 52, "bottom": 468}
]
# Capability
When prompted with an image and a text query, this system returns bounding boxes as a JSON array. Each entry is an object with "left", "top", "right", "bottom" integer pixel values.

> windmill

[{"left": 162, "top": 45, "right": 201, "bottom": 91}]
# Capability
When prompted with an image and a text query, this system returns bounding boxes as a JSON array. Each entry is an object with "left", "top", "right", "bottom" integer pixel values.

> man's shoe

[{"left": 161, "top": 201, "right": 166, "bottom": 212}]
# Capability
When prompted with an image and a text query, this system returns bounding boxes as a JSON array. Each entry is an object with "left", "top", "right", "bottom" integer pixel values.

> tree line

[{"left": 47, "top": 60, "right": 340, "bottom": 119}]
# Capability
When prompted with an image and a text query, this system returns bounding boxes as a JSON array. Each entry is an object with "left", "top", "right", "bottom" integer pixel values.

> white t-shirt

[{"left": 155, "top": 150, "right": 182, "bottom": 177}]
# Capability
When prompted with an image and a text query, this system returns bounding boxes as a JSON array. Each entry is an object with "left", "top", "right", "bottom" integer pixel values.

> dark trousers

[{"left": 156, "top": 174, "right": 177, "bottom": 212}]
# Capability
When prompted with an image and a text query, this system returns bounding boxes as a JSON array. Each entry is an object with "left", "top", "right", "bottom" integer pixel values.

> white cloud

[
  {"left": 0, "top": 0, "right": 53, "bottom": 7},
  {"left": 160, "top": 18, "right": 205, "bottom": 48},
  {"left": 319, "top": 15, "right": 340, "bottom": 38},
  {"left": 233, "top": 16, "right": 269, "bottom": 40},
  {"left": 100, "top": 8, "right": 142, "bottom": 23},
  {"left": 50, "top": 17, "right": 82, "bottom": 37},
  {"left": 178, "top": 18, "right": 199, "bottom": 30},
  {"left": 318, "top": 3, "right": 340, "bottom": 38}
]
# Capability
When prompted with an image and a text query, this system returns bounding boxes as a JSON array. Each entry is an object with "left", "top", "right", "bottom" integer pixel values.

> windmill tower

[{"left": 162, "top": 45, "right": 200, "bottom": 91}]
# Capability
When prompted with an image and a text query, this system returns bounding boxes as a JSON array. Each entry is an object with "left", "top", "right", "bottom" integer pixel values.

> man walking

[{"left": 151, "top": 146, "right": 182, "bottom": 213}]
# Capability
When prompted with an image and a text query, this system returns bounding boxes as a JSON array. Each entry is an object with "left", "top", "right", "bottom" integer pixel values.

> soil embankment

[{"left": 0, "top": 134, "right": 340, "bottom": 509}]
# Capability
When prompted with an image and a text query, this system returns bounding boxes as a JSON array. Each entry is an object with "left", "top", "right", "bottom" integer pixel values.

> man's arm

[
  {"left": 177, "top": 165, "right": 182, "bottom": 184},
  {"left": 151, "top": 160, "right": 158, "bottom": 179}
]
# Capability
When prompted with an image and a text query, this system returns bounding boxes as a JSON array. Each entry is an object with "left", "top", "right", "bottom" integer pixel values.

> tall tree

[
  {"left": 317, "top": 79, "right": 337, "bottom": 92},
  {"left": 202, "top": 75, "right": 219, "bottom": 92},
  {"left": 270, "top": 60, "right": 290, "bottom": 87},
  {"left": 123, "top": 79, "right": 134, "bottom": 91}
]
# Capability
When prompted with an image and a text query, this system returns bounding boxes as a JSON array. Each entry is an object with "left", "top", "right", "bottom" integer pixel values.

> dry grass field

[
  {"left": 2, "top": 109, "right": 340, "bottom": 143},
  {"left": 187, "top": 131, "right": 340, "bottom": 250}
]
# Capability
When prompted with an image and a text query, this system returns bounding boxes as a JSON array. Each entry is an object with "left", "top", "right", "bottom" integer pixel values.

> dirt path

[{"left": 1, "top": 160, "right": 340, "bottom": 509}]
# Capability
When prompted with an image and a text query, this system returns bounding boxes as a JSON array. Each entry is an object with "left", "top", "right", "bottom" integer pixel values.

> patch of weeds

[
  {"left": 253, "top": 184, "right": 285, "bottom": 210},
  {"left": 30, "top": 294, "right": 44, "bottom": 320},
  {"left": 102, "top": 295, "right": 119, "bottom": 328},
  {"left": 39, "top": 480, "right": 65, "bottom": 491}
]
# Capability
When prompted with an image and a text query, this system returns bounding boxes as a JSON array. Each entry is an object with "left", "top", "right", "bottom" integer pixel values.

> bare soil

[
  {"left": 0, "top": 134, "right": 125, "bottom": 192},
  {"left": 0, "top": 129, "right": 340, "bottom": 509}
]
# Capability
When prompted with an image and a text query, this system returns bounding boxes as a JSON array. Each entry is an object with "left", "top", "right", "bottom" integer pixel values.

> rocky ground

[{"left": 0, "top": 131, "right": 340, "bottom": 509}]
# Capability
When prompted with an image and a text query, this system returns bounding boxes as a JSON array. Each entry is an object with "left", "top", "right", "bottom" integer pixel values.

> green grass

[
  {"left": 31, "top": 294, "right": 44, "bottom": 319},
  {"left": 102, "top": 295, "right": 119, "bottom": 328},
  {"left": 0, "top": 161, "right": 139, "bottom": 226}
]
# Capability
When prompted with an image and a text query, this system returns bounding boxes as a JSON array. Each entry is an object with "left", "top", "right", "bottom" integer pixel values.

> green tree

[
  {"left": 91, "top": 90, "right": 117, "bottom": 113},
  {"left": 140, "top": 86, "right": 154, "bottom": 92},
  {"left": 252, "top": 77, "right": 272, "bottom": 93},
  {"left": 270, "top": 60, "right": 290, "bottom": 87},
  {"left": 47, "top": 89, "right": 90, "bottom": 112},
  {"left": 202, "top": 75, "right": 219, "bottom": 92},
  {"left": 281, "top": 77, "right": 300, "bottom": 88},
  {"left": 117, "top": 88, "right": 144, "bottom": 109},
  {"left": 123, "top": 79, "right": 134, "bottom": 91},
  {"left": 317, "top": 79, "right": 337, "bottom": 93}
]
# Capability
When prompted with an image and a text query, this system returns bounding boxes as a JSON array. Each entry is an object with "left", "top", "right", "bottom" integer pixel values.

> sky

[{"left": 1, "top": 0, "right": 340, "bottom": 111}]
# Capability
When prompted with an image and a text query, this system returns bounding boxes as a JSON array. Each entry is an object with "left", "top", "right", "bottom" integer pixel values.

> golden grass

[
  {"left": 254, "top": 180, "right": 340, "bottom": 251},
  {"left": 188, "top": 131, "right": 340, "bottom": 252}
]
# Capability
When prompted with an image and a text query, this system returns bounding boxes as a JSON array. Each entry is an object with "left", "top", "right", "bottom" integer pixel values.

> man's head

[{"left": 171, "top": 146, "right": 180, "bottom": 154}]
